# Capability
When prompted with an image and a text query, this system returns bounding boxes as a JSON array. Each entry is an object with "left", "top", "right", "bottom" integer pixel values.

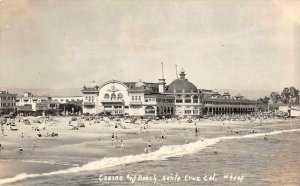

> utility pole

[{"left": 175, "top": 64, "right": 178, "bottom": 79}]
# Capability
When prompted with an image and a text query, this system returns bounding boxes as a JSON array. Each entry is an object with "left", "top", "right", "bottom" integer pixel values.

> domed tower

[
  {"left": 166, "top": 69, "right": 198, "bottom": 93},
  {"left": 81, "top": 80, "right": 99, "bottom": 114},
  {"left": 223, "top": 90, "right": 230, "bottom": 99},
  {"left": 135, "top": 79, "right": 145, "bottom": 89}
]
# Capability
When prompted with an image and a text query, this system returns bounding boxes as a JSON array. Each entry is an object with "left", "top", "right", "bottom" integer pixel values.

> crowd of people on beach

[{"left": 0, "top": 113, "right": 298, "bottom": 155}]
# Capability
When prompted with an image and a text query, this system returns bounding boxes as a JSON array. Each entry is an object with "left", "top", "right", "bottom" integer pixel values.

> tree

[
  {"left": 289, "top": 86, "right": 299, "bottom": 104},
  {"left": 257, "top": 96, "right": 270, "bottom": 104},
  {"left": 281, "top": 87, "right": 290, "bottom": 104},
  {"left": 280, "top": 86, "right": 300, "bottom": 104},
  {"left": 270, "top": 92, "right": 282, "bottom": 103}
]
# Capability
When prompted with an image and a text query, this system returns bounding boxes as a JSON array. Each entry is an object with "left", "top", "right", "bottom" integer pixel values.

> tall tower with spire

[{"left": 158, "top": 62, "right": 166, "bottom": 93}]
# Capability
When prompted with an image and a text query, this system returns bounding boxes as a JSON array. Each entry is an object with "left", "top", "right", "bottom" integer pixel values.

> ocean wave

[
  {"left": 0, "top": 128, "right": 299, "bottom": 186},
  {"left": 21, "top": 160, "right": 79, "bottom": 167}
]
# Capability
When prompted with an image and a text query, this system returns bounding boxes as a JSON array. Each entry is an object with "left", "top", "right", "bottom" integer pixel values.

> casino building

[
  {"left": 81, "top": 80, "right": 174, "bottom": 117},
  {"left": 81, "top": 68, "right": 257, "bottom": 117}
]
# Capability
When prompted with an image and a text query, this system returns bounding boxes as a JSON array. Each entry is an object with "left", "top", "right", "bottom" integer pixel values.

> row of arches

[
  {"left": 175, "top": 95, "right": 200, "bottom": 103},
  {"left": 104, "top": 93, "right": 123, "bottom": 100},
  {"left": 203, "top": 107, "right": 255, "bottom": 115}
]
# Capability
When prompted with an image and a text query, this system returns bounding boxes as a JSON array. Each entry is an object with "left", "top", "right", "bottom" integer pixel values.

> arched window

[
  {"left": 193, "top": 95, "right": 198, "bottom": 103},
  {"left": 111, "top": 93, "right": 116, "bottom": 100},
  {"left": 104, "top": 94, "right": 109, "bottom": 99},
  {"left": 117, "top": 93, "right": 123, "bottom": 100}
]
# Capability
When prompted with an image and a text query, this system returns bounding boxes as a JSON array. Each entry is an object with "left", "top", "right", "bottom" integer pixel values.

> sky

[{"left": 0, "top": 0, "right": 299, "bottom": 94}]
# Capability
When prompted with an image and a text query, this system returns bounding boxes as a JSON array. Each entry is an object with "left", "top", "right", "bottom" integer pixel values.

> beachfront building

[
  {"left": 52, "top": 96, "right": 83, "bottom": 104},
  {"left": 81, "top": 68, "right": 257, "bottom": 117},
  {"left": 81, "top": 80, "right": 174, "bottom": 117},
  {"left": 201, "top": 89, "right": 257, "bottom": 115},
  {"left": 16, "top": 92, "right": 51, "bottom": 114},
  {"left": 16, "top": 92, "right": 61, "bottom": 116},
  {"left": 52, "top": 96, "right": 83, "bottom": 115},
  {"left": 0, "top": 91, "right": 17, "bottom": 115},
  {"left": 279, "top": 105, "right": 300, "bottom": 117},
  {"left": 163, "top": 69, "right": 203, "bottom": 117}
]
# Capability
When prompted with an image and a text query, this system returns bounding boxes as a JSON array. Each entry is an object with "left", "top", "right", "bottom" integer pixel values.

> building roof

[{"left": 166, "top": 69, "right": 197, "bottom": 93}]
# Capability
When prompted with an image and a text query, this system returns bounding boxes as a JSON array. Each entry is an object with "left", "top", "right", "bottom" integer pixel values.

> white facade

[
  {"left": 52, "top": 96, "right": 83, "bottom": 104},
  {"left": 98, "top": 81, "right": 130, "bottom": 115},
  {"left": 290, "top": 109, "right": 300, "bottom": 117},
  {"left": 16, "top": 92, "right": 50, "bottom": 112},
  {"left": 82, "top": 80, "right": 174, "bottom": 117}
]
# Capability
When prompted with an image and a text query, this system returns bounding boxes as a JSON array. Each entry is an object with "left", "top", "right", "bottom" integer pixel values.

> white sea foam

[
  {"left": 0, "top": 128, "right": 299, "bottom": 186},
  {"left": 21, "top": 160, "right": 79, "bottom": 167}
]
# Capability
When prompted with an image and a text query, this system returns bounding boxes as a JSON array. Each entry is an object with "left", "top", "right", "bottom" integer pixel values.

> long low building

[{"left": 81, "top": 69, "right": 257, "bottom": 117}]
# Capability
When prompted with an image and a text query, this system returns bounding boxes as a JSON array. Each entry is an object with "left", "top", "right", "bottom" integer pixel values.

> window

[
  {"left": 184, "top": 110, "right": 191, "bottom": 114},
  {"left": 138, "top": 96, "right": 141, "bottom": 101},
  {"left": 104, "top": 94, "right": 109, "bottom": 99},
  {"left": 111, "top": 93, "right": 116, "bottom": 100},
  {"left": 132, "top": 96, "right": 134, "bottom": 101},
  {"left": 193, "top": 96, "right": 198, "bottom": 103},
  {"left": 185, "top": 95, "right": 191, "bottom": 103},
  {"left": 117, "top": 93, "right": 123, "bottom": 100},
  {"left": 145, "top": 106, "right": 155, "bottom": 114},
  {"left": 176, "top": 99, "right": 183, "bottom": 103}
]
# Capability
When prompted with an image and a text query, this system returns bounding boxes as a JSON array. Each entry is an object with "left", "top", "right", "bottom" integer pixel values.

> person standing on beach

[
  {"left": 148, "top": 140, "right": 151, "bottom": 152},
  {"left": 111, "top": 133, "right": 115, "bottom": 144},
  {"left": 1, "top": 125, "right": 4, "bottom": 136},
  {"left": 21, "top": 132, "right": 24, "bottom": 138},
  {"left": 120, "top": 140, "right": 124, "bottom": 149},
  {"left": 195, "top": 127, "right": 198, "bottom": 136}
]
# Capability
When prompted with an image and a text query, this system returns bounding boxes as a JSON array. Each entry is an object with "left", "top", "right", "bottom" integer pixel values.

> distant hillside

[{"left": 2, "top": 88, "right": 82, "bottom": 97}]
